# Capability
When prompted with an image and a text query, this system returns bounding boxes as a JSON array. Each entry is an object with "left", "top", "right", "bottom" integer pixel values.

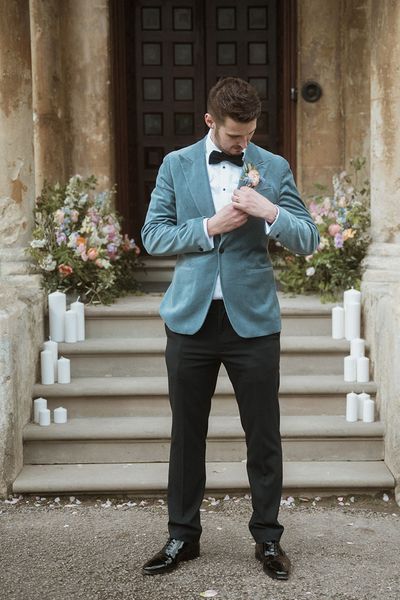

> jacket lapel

[{"left": 179, "top": 137, "right": 216, "bottom": 217}]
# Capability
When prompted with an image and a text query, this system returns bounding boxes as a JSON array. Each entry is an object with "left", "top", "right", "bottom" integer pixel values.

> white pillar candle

[
  {"left": 346, "top": 392, "right": 358, "bottom": 422},
  {"left": 41, "top": 350, "right": 55, "bottom": 385},
  {"left": 64, "top": 310, "right": 78, "bottom": 343},
  {"left": 54, "top": 406, "right": 68, "bottom": 424},
  {"left": 48, "top": 291, "right": 67, "bottom": 342},
  {"left": 33, "top": 397, "right": 47, "bottom": 423},
  {"left": 345, "top": 302, "right": 361, "bottom": 341},
  {"left": 357, "top": 356, "right": 370, "bottom": 383},
  {"left": 344, "top": 355, "right": 357, "bottom": 382},
  {"left": 70, "top": 297, "right": 85, "bottom": 341},
  {"left": 43, "top": 338, "right": 58, "bottom": 381},
  {"left": 39, "top": 408, "right": 51, "bottom": 426},
  {"left": 363, "top": 398, "right": 375, "bottom": 423},
  {"left": 350, "top": 337, "right": 365, "bottom": 358},
  {"left": 332, "top": 306, "right": 345, "bottom": 339},
  {"left": 58, "top": 356, "right": 71, "bottom": 384},
  {"left": 358, "top": 392, "right": 371, "bottom": 420},
  {"left": 343, "top": 287, "right": 361, "bottom": 311}
]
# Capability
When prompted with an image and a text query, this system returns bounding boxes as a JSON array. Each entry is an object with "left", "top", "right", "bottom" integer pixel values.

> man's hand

[
  {"left": 231, "top": 186, "right": 278, "bottom": 223},
  {"left": 207, "top": 203, "right": 248, "bottom": 236}
]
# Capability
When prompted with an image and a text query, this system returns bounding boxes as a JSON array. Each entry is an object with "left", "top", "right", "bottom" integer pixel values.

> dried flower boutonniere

[{"left": 239, "top": 162, "right": 264, "bottom": 188}]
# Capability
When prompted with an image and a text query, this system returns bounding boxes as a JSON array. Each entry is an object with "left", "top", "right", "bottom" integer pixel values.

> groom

[{"left": 141, "top": 77, "right": 319, "bottom": 580}]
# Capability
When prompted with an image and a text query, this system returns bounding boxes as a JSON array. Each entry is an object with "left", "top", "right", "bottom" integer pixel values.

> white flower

[
  {"left": 306, "top": 267, "right": 315, "bottom": 277},
  {"left": 40, "top": 254, "right": 57, "bottom": 271},
  {"left": 30, "top": 239, "right": 47, "bottom": 248}
]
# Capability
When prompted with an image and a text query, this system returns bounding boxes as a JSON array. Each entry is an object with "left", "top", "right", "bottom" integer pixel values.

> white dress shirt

[{"left": 203, "top": 130, "right": 279, "bottom": 299}]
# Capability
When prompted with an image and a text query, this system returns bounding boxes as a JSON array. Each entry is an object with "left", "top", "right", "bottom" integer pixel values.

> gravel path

[{"left": 0, "top": 493, "right": 399, "bottom": 600}]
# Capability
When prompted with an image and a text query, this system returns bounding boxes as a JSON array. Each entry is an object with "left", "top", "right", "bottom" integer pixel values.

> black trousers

[{"left": 165, "top": 300, "right": 284, "bottom": 543}]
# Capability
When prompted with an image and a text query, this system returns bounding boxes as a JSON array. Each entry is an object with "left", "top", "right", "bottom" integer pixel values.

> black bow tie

[{"left": 209, "top": 150, "right": 244, "bottom": 167}]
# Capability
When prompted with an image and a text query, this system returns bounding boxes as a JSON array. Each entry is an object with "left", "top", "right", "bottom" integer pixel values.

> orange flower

[
  {"left": 58, "top": 264, "right": 73, "bottom": 277},
  {"left": 76, "top": 236, "right": 87, "bottom": 247}
]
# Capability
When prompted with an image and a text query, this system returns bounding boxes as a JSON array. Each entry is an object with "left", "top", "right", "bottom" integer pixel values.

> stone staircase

[{"left": 13, "top": 293, "right": 395, "bottom": 495}]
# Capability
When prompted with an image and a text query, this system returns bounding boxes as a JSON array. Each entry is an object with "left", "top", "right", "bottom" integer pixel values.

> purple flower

[
  {"left": 56, "top": 232, "right": 67, "bottom": 246},
  {"left": 334, "top": 232, "right": 344, "bottom": 248}
]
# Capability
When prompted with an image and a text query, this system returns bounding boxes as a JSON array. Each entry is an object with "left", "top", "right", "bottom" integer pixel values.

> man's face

[{"left": 205, "top": 114, "right": 257, "bottom": 156}]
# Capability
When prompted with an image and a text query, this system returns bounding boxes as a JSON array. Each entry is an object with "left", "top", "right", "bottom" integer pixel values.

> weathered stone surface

[
  {"left": 0, "top": 285, "right": 44, "bottom": 497},
  {"left": 297, "top": 0, "right": 370, "bottom": 194},
  {"left": 0, "top": 0, "right": 34, "bottom": 249},
  {"left": 361, "top": 0, "right": 400, "bottom": 506}
]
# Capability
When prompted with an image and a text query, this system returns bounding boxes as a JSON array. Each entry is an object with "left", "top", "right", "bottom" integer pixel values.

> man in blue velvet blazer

[{"left": 141, "top": 77, "right": 319, "bottom": 580}]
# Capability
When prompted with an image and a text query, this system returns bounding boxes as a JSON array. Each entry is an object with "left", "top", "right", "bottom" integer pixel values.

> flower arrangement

[
  {"left": 240, "top": 162, "right": 263, "bottom": 188},
  {"left": 275, "top": 158, "right": 371, "bottom": 302},
  {"left": 27, "top": 174, "right": 141, "bottom": 304}
]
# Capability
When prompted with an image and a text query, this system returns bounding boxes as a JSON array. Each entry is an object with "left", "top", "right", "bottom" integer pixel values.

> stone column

[
  {"left": 29, "top": 0, "right": 66, "bottom": 194},
  {"left": 361, "top": 0, "right": 400, "bottom": 504},
  {"left": 0, "top": 0, "right": 44, "bottom": 497},
  {"left": 60, "top": 0, "right": 114, "bottom": 190}
]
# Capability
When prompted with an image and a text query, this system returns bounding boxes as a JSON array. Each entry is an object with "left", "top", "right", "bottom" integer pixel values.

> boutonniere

[{"left": 239, "top": 162, "right": 264, "bottom": 188}]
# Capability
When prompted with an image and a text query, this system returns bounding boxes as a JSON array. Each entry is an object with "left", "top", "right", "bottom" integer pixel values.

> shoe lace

[
  {"left": 264, "top": 540, "right": 280, "bottom": 555},
  {"left": 164, "top": 538, "right": 184, "bottom": 555}
]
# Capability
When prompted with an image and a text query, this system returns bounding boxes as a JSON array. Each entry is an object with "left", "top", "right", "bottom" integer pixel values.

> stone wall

[
  {"left": 361, "top": 0, "right": 400, "bottom": 504},
  {"left": 297, "top": 0, "right": 370, "bottom": 195},
  {"left": 0, "top": 0, "right": 44, "bottom": 496},
  {"left": 0, "top": 0, "right": 114, "bottom": 496}
]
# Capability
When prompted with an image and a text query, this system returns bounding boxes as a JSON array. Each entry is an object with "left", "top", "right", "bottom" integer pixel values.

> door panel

[{"left": 111, "top": 0, "right": 296, "bottom": 244}]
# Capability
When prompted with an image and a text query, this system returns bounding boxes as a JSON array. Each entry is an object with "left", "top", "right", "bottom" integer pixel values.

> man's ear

[{"left": 204, "top": 113, "right": 215, "bottom": 129}]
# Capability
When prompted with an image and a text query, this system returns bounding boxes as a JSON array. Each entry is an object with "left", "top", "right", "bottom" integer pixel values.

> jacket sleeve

[
  {"left": 141, "top": 155, "right": 213, "bottom": 256},
  {"left": 268, "top": 159, "right": 320, "bottom": 255}
]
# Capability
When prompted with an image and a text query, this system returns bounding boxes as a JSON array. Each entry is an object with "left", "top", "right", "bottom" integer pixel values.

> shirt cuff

[
  {"left": 203, "top": 218, "right": 214, "bottom": 248},
  {"left": 265, "top": 205, "right": 280, "bottom": 234}
]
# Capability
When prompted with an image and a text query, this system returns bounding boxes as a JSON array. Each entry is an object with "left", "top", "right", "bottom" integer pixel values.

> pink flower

[
  {"left": 87, "top": 247, "right": 99, "bottom": 261},
  {"left": 328, "top": 223, "right": 341, "bottom": 237},
  {"left": 70, "top": 209, "right": 79, "bottom": 223},
  {"left": 58, "top": 264, "right": 73, "bottom": 278},
  {"left": 248, "top": 169, "right": 260, "bottom": 187}
]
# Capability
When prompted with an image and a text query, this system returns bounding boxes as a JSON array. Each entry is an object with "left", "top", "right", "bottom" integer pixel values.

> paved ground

[{"left": 0, "top": 492, "right": 399, "bottom": 600}]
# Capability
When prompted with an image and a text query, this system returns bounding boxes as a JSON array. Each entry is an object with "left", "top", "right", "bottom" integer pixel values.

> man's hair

[{"left": 207, "top": 77, "right": 261, "bottom": 123}]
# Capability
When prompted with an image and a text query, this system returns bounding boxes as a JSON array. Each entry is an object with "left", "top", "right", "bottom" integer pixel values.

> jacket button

[
  {"left": 219, "top": 247, "right": 224, "bottom": 254},
  {"left": 276, "top": 234, "right": 280, "bottom": 239},
  {"left": 198, "top": 246, "right": 204, "bottom": 252}
]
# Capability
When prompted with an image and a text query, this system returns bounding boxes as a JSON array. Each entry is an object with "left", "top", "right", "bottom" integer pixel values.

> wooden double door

[{"left": 111, "top": 0, "right": 297, "bottom": 243}]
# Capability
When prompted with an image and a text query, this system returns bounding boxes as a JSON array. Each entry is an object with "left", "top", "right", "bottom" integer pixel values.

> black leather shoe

[
  {"left": 142, "top": 538, "right": 200, "bottom": 575},
  {"left": 255, "top": 541, "right": 291, "bottom": 580}
]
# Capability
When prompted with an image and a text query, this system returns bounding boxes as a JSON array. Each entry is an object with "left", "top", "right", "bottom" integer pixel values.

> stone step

[
  {"left": 80, "top": 293, "right": 335, "bottom": 338},
  {"left": 33, "top": 375, "right": 377, "bottom": 417},
  {"left": 22, "top": 415, "right": 385, "bottom": 464},
  {"left": 12, "top": 460, "right": 395, "bottom": 495},
  {"left": 57, "top": 336, "right": 352, "bottom": 377}
]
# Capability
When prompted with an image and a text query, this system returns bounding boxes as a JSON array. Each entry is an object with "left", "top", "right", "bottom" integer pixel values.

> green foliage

[
  {"left": 274, "top": 158, "right": 371, "bottom": 302},
  {"left": 26, "top": 175, "right": 142, "bottom": 304}
]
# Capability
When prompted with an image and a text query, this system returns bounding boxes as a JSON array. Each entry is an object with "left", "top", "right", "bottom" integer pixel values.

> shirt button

[{"left": 223, "top": 188, "right": 226, "bottom": 191}]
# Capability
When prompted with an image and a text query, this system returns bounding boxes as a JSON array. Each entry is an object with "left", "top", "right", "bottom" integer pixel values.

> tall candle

[
  {"left": 43, "top": 338, "right": 58, "bottom": 381},
  {"left": 48, "top": 291, "right": 66, "bottom": 342},
  {"left": 332, "top": 306, "right": 345, "bottom": 339},
  {"left": 58, "top": 356, "right": 71, "bottom": 384},
  {"left": 64, "top": 310, "right": 78, "bottom": 343},
  {"left": 70, "top": 297, "right": 85, "bottom": 341},
  {"left": 41, "top": 350, "right": 55, "bottom": 385},
  {"left": 346, "top": 392, "right": 358, "bottom": 422},
  {"left": 344, "top": 355, "right": 357, "bottom": 382},
  {"left": 363, "top": 398, "right": 375, "bottom": 423},
  {"left": 33, "top": 397, "right": 47, "bottom": 423},
  {"left": 343, "top": 288, "right": 361, "bottom": 311},
  {"left": 358, "top": 392, "right": 371, "bottom": 420},
  {"left": 357, "top": 356, "right": 370, "bottom": 383},
  {"left": 54, "top": 406, "right": 68, "bottom": 424},
  {"left": 345, "top": 302, "right": 361, "bottom": 341},
  {"left": 350, "top": 338, "right": 365, "bottom": 358},
  {"left": 39, "top": 408, "right": 51, "bottom": 426}
]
